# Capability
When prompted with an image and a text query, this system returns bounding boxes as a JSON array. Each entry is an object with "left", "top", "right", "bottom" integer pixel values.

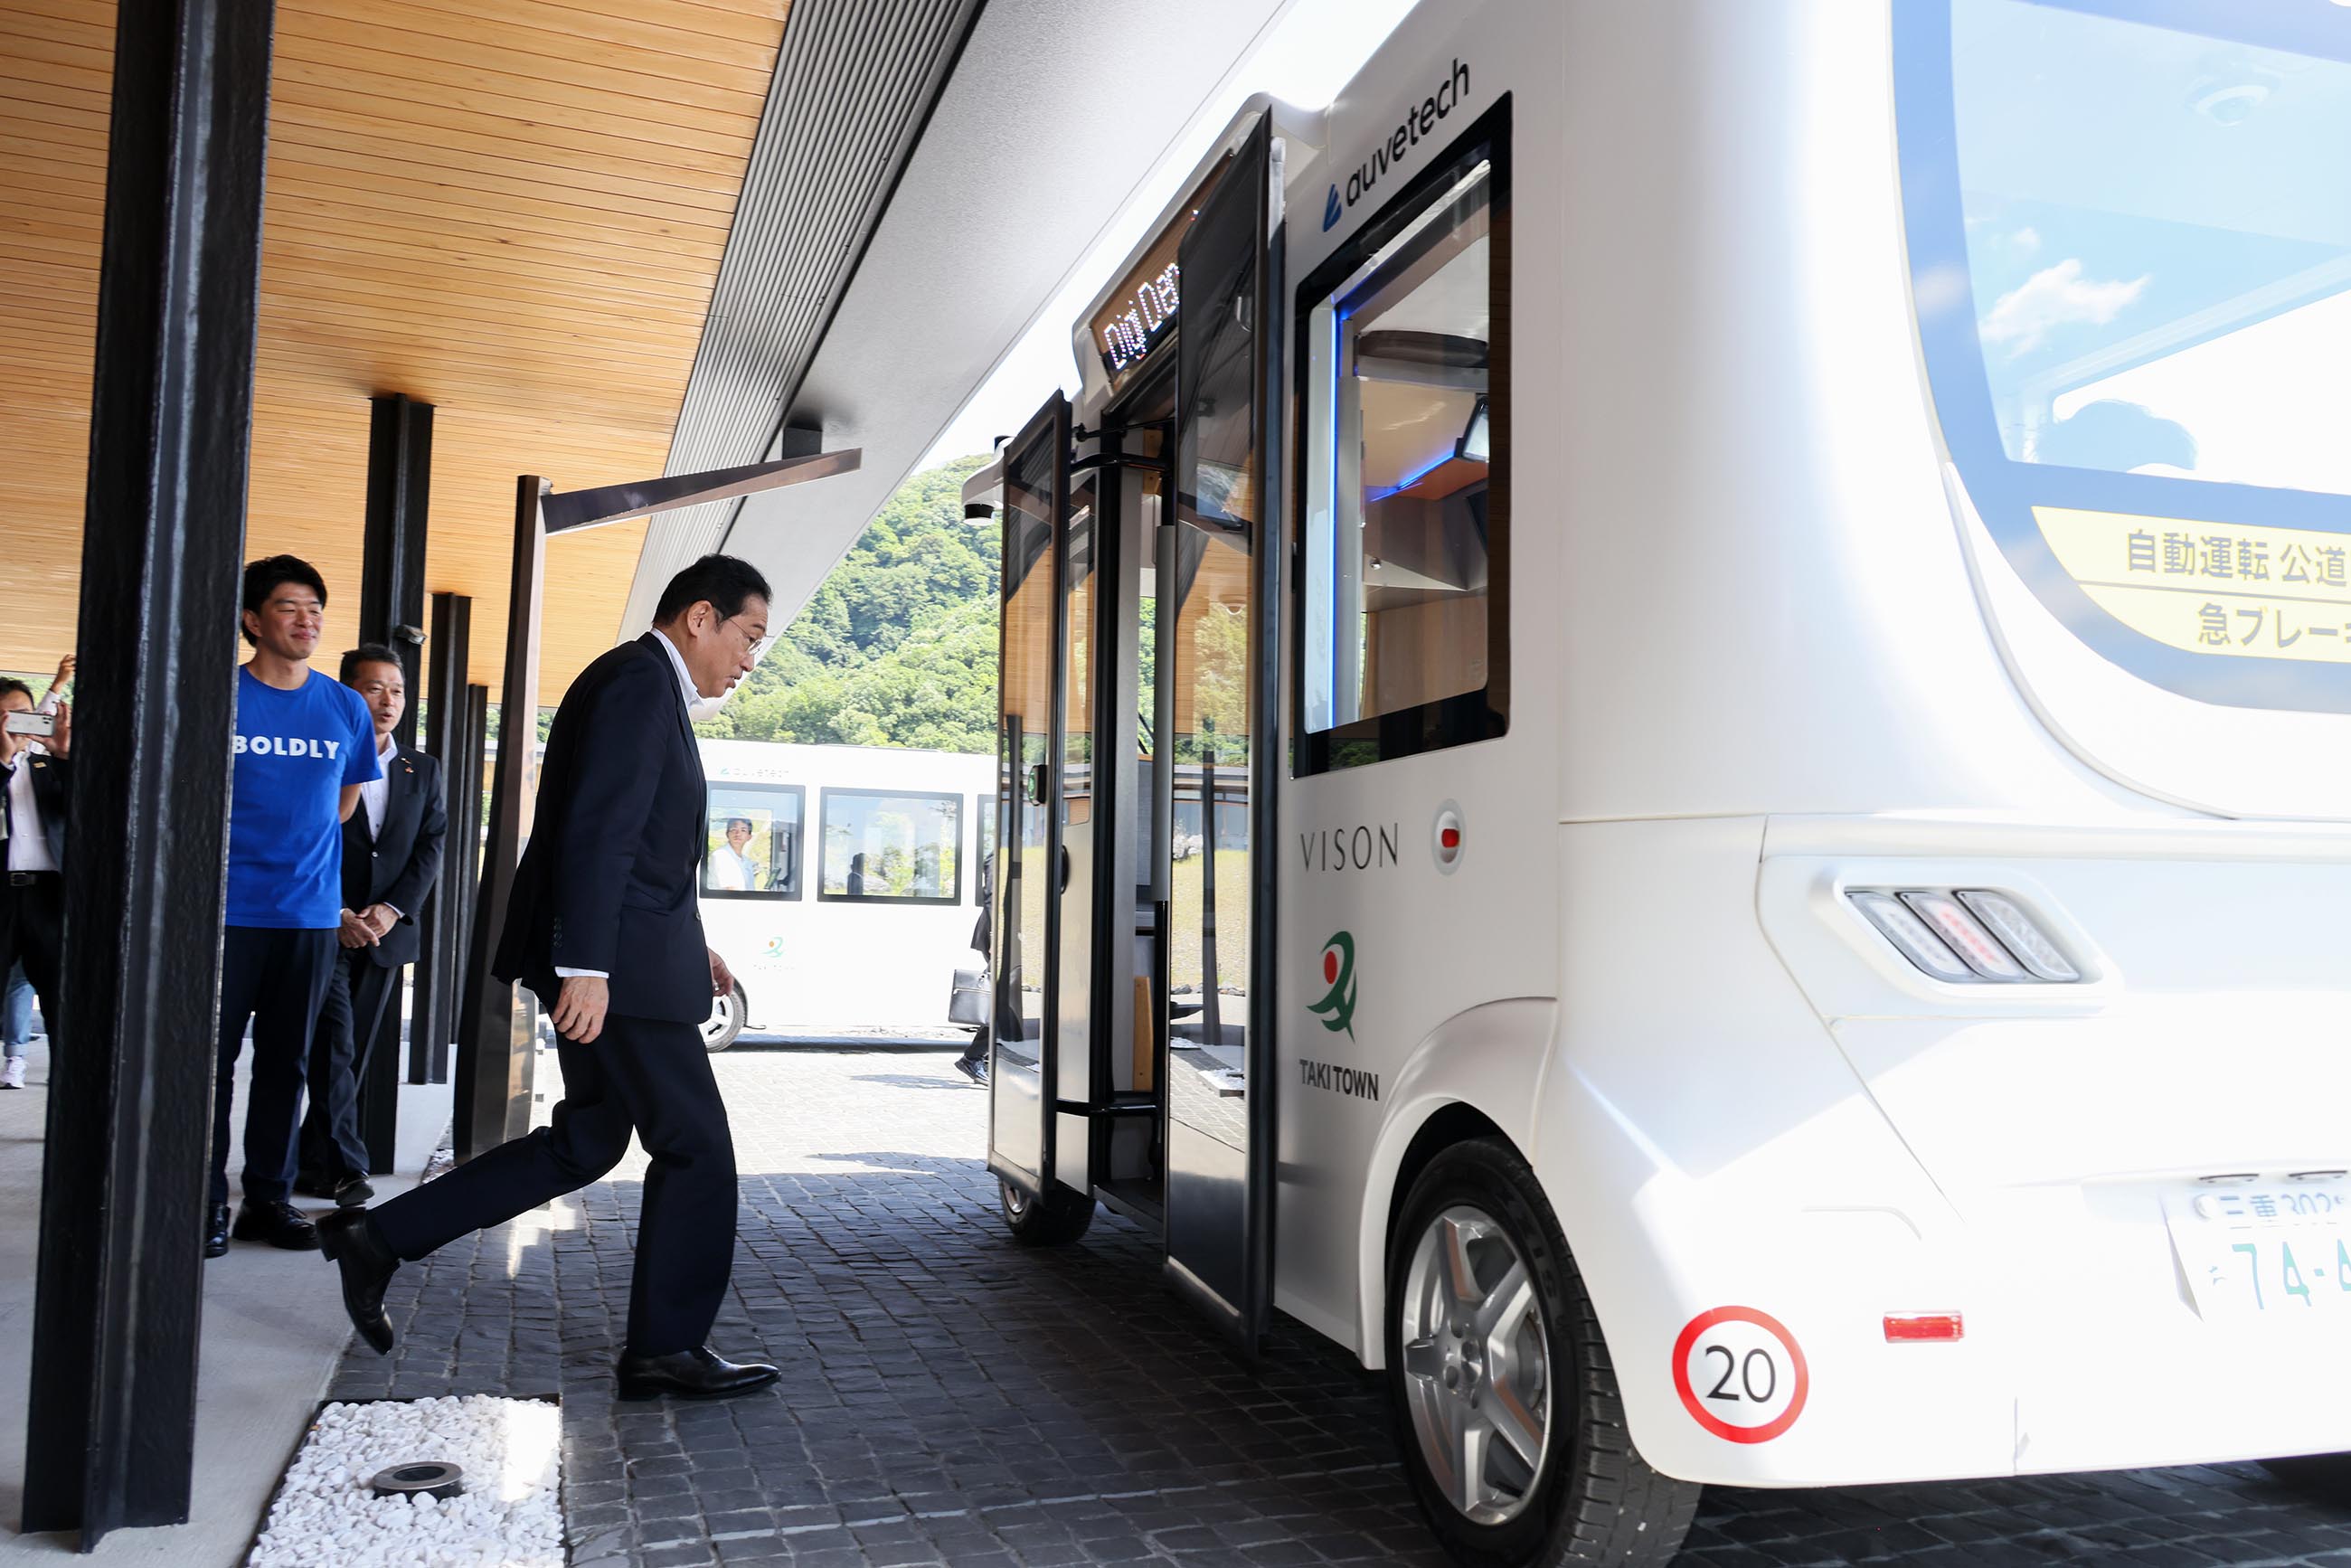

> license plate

[{"left": 2167, "top": 1184, "right": 2351, "bottom": 1319}]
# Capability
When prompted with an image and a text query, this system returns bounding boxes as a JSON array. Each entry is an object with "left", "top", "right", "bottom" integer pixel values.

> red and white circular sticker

[{"left": 1671, "top": 1306, "right": 1809, "bottom": 1444}]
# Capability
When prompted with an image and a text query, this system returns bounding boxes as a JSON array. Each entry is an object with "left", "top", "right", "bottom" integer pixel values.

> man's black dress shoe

[
  {"left": 333, "top": 1176, "right": 375, "bottom": 1208},
  {"left": 203, "top": 1202, "right": 231, "bottom": 1260},
  {"left": 616, "top": 1346, "right": 780, "bottom": 1402},
  {"left": 231, "top": 1199, "right": 319, "bottom": 1251},
  {"left": 316, "top": 1208, "right": 398, "bottom": 1355}
]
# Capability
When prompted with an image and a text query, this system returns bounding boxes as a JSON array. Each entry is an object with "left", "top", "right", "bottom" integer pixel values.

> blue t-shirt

[{"left": 226, "top": 667, "right": 380, "bottom": 929}]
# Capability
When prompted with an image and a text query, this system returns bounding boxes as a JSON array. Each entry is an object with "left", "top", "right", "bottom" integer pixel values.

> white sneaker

[{"left": 1, "top": 1057, "right": 24, "bottom": 1090}]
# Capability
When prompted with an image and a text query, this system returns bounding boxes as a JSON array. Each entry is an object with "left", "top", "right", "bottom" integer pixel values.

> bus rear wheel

[
  {"left": 701, "top": 983, "right": 747, "bottom": 1053},
  {"left": 1387, "top": 1138, "right": 1699, "bottom": 1568},
  {"left": 1000, "top": 1179, "right": 1095, "bottom": 1245}
]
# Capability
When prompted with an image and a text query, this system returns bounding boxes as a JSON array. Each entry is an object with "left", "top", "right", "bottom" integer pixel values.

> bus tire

[
  {"left": 1386, "top": 1137, "right": 1700, "bottom": 1568},
  {"left": 702, "top": 983, "right": 748, "bottom": 1053},
  {"left": 2261, "top": 1452, "right": 2351, "bottom": 1503},
  {"left": 1001, "top": 1179, "right": 1094, "bottom": 1245}
]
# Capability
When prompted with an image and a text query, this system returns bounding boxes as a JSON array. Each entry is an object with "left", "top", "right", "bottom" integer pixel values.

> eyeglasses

[{"left": 717, "top": 615, "right": 776, "bottom": 663}]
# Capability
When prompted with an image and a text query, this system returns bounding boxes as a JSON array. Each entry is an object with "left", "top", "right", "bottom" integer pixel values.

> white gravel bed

[{"left": 248, "top": 1394, "right": 562, "bottom": 1568}]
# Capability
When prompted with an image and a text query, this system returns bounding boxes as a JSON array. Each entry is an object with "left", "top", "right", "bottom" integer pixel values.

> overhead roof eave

[{"left": 622, "top": 0, "right": 1297, "bottom": 638}]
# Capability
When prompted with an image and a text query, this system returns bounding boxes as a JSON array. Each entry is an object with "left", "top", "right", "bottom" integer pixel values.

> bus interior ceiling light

[{"left": 1846, "top": 888, "right": 2082, "bottom": 984}]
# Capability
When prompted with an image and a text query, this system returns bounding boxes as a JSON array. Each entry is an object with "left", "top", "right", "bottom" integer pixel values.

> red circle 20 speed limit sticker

[{"left": 1672, "top": 1306, "right": 1809, "bottom": 1443}]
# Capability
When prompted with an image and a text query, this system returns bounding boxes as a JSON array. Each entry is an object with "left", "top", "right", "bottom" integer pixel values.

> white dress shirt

[
  {"left": 4, "top": 751, "right": 56, "bottom": 874},
  {"left": 359, "top": 729, "right": 396, "bottom": 836},
  {"left": 352, "top": 729, "right": 401, "bottom": 918},
  {"left": 556, "top": 629, "right": 701, "bottom": 982}
]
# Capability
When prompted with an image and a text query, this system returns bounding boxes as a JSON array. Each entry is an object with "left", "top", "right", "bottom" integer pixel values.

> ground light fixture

[{"left": 1847, "top": 887, "right": 2082, "bottom": 983}]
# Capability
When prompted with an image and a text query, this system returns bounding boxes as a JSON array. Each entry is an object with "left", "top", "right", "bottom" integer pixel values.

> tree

[{"left": 697, "top": 453, "right": 1001, "bottom": 752}]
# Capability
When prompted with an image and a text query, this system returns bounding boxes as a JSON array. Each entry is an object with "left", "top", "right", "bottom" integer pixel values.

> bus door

[
  {"left": 990, "top": 393, "right": 1068, "bottom": 1193},
  {"left": 1163, "top": 117, "right": 1282, "bottom": 1349}
]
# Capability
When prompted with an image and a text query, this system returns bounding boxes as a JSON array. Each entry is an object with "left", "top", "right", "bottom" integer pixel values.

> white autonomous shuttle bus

[
  {"left": 970, "top": 3, "right": 2351, "bottom": 1563},
  {"left": 693, "top": 741, "right": 993, "bottom": 1047}
]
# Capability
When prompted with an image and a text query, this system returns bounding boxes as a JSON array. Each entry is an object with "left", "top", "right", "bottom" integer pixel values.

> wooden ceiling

[{"left": 0, "top": 0, "right": 788, "bottom": 704}]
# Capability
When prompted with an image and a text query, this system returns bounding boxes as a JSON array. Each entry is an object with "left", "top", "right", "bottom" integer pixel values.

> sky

[{"left": 917, "top": 0, "right": 1422, "bottom": 468}]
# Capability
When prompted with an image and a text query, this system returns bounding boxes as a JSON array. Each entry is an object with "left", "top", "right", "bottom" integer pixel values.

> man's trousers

[
  {"left": 302, "top": 946, "right": 398, "bottom": 1184},
  {"left": 366, "top": 1006, "right": 737, "bottom": 1357},
  {"left": 212, "top": 926, "right": 337, "bottom": 1208}
]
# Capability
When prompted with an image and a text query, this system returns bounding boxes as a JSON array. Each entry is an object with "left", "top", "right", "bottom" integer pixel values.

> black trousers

[
  {"left": 212, "top": 926, "right": 337, "bottom": 1208},
  {"left": 367, "top": 1006, "right": 737, "bottom": 1357},
  {"left": 302, "top": 947, "right": 397, "bottom": 1184},
  {"left": 0, "top": 871, "right": 63, "bottom": 1047}
]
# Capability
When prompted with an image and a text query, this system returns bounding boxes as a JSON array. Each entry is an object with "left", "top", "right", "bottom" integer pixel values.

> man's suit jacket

[
  {"left": 341, "top": 741, "right": 448, "bottom": 969},
  {"left": 6, "top": 751, "right": 69, "bottom": 869},
  {"left": 493, "top": 632, "right": 712, "bottom": 1025}
]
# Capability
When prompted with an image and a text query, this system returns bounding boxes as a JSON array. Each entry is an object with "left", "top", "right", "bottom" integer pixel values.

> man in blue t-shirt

[{"left": 207, "top": 554, "right": 380, "bottom": 1259}]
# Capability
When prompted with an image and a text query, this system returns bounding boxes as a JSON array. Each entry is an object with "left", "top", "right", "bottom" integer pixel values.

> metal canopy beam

[
  {"left": 455, "top": 478, "right": 546, "bottom": 1159},
  {"left": 541, "top": 443, "right": 859, "bottom": 535},
  {"left": 412, "top": 590, "right": 472, "bottom": 1086},
  {"left": 24, "top": 0, "right": 277, "bottom": 1541}
]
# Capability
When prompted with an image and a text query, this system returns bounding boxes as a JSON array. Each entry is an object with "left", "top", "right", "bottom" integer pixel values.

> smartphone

[{"left": 4, "top": 712, "right": 55, "bottom": 738}]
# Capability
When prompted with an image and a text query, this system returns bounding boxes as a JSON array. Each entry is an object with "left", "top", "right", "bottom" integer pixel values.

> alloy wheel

[{"left": 1398, "top": 1203, "right": 1553, "bottom": 1525}]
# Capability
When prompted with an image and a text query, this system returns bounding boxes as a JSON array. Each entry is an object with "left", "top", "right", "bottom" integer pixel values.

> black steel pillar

[
  {"left": 454, "top": 478, "right": 546, "bottom": 1159},
  {"left": 411, "top": 590, "right": 472, "bottom": 1085},
  {"left": 359, "top": 392, "right": 432, "bottom": 744},
  {"left": 354, "top": 392, "right": 433, "bottom": 1170},
  {"left": 459, "top": 682, "right": 489, "bottom": 1011},
  {"left": 24, "top": 0, "right": 277, "bottom": 1542}
]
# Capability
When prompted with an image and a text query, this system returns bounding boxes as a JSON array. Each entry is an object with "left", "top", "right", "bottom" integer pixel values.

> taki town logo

[{"left": 1308, "top": 931, "right": 1358, "bottom": 1040}]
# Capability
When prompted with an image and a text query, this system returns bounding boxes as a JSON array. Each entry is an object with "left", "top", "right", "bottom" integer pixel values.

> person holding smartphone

[{"left": 0, "top": 663, "right": 71, "bottom": 1092}]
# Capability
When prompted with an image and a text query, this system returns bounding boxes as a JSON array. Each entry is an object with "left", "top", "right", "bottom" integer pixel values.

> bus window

[
  {"left": 702, "top": 784, "right": 802, "bottom": 898},
  {"left": 1899, "top": 0, "right": 2351, "bottom": 715},
  {"left": 1298, "top": 101, "right": 1510, "bottom": 773},
  {"left": 817, "top": 788, "right": 963, "bottom": 904}
]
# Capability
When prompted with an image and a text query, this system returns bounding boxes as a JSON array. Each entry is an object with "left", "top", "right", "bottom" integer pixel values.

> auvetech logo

[
  {"left": 1308, "top": 931, "right": 1358, "bottom": 1039},
  {"left": 1322, "top": 58, "right": 1473, "bottom": 232}
]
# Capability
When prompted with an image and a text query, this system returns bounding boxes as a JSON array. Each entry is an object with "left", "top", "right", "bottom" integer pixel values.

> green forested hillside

[{"left": 694, "top": 453, "right": 1000, "bottom": 752}]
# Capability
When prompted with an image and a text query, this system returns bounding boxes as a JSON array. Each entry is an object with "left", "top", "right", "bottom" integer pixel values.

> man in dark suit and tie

[
  {"left": 298, "top": 643, "right": 448, "bottom": 1205},
  {"left": 320, "top": 555, "right": 779, "bottom": 1402}
]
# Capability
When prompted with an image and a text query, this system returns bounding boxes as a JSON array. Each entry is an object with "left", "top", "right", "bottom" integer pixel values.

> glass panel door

[
  {"left": 1057, "top": 470, "right": 1099, "bottom": 1110},
  {"left": 991, "top": 394, "right": 1067, "bottom": 1187},
  {"left": 1164, "top": 118, "right": 1279, "bottom": 1346}
]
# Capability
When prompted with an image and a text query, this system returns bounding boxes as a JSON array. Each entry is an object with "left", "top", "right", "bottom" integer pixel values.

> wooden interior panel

[{"left": 0, "top": 0, "right": 786, "bottom": 705}]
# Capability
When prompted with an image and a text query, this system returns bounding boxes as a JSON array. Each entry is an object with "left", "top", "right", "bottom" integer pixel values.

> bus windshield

[{"left": 1899, "top": 0, "right": 2351, "bottom": 719}]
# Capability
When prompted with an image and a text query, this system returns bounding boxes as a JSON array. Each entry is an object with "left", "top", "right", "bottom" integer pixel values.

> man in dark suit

[
  {"left": 320, "top": 554, "right": 779, "bottom": 1402},
  {"left": 298, "top": 643, "right": 447, "bottom": 1205},
  {"left": 0, "top": 674, "right": 71, "bottom": 1091}
]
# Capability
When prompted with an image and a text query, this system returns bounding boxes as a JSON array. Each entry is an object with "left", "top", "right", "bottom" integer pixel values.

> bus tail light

[
  {"left": 1955, "top": 890, "right": 2081, "bottom": 982},
  {"left": 1898, "top": 892, "right": 2028, "bottom": 981},
  {"left": 1848, "top": 893, "right": 1975, "bottom": 983},
  {"left": 1883, "top": 1312, "right": 1964, "bottom": 1343},
  {"left": 1846, "top": 887, "right": 2082, "bottom": 985}
]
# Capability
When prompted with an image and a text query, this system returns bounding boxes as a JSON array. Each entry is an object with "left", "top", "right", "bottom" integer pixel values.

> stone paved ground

[{"left": 331, "top": 1049, "right": 2351, "bottom": 1567}]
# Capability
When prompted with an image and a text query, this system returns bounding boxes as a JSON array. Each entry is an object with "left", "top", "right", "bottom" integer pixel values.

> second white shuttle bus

[
  {"left": 968, "top": 3, "right": 2351, "bottom": 1564},
  {"left": 694, "top": 741, "right": 992, "bottom": 1044}
]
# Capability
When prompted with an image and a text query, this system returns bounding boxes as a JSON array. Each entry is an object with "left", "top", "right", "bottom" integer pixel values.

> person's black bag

[{"left": 948, "top": 967, "right": 988, "bottom": 1027}]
